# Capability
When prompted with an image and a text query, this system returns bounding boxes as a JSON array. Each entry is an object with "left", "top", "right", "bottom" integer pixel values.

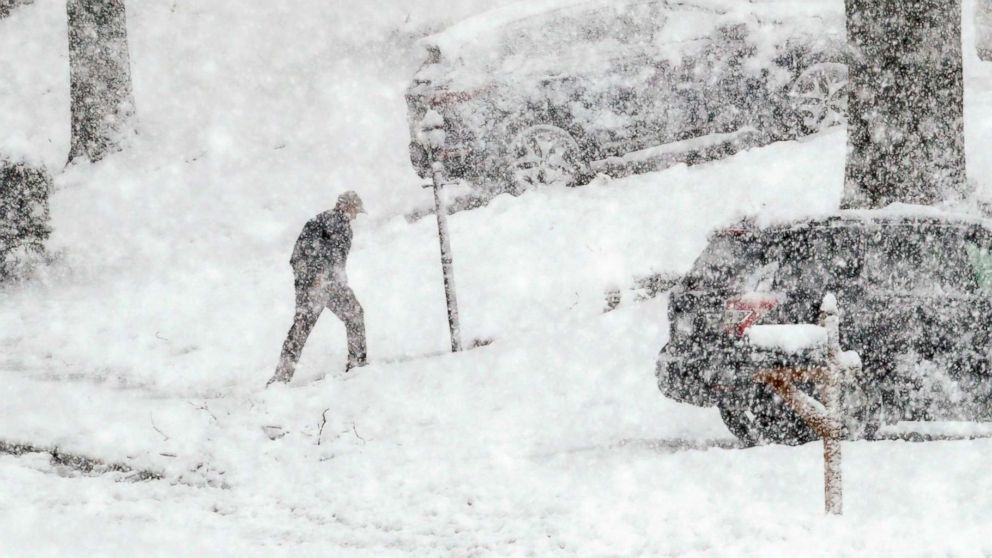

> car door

[
  {"left": 958, "top": 224, "right": 992, "bottom": 420},
  {"left": 912, "top": 223, "right": 992, "bottom": 421},
  {"left": 865, "top": 222, "right": 984, "bottom": 420},
  {"left": 695, "top": 21, "right": 757, "bottom": 136},
  {"left": 635, "top": 4, "right": 722, "bottom": 146},
  {"left": 496, "top": 1, "right": 666, "bottom": 155},
  {"left": 555, "top": 0, "right": 674, "bottom": 155},
  {"left": 862, "top": 222, "right": 934, "bottom": 420}
]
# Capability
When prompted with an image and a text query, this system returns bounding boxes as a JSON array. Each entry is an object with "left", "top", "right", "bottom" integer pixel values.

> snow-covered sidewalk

[{"left": 4, "top": 299, "right": 992, "bottom": 556}]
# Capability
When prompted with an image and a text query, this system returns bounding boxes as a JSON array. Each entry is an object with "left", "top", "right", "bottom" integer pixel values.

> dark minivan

[{"left": 658, "top": 212, "right": 992, "bottom": 445}]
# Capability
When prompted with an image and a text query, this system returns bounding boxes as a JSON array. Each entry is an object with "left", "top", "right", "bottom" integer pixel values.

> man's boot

[
  {"left": 267, "top": 359, "right": 294, "bottom": 386},
  {"left": 345, "top": 354, "right": 368, "bottom": 373}
]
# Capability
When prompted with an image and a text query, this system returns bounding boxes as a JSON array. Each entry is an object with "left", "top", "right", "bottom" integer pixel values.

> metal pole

[
  {"left": 430, "top": 161, "right": 462, "bottom": 352},
  {"left": 419, "top": 109, "right": 462, "bottom": 353}
]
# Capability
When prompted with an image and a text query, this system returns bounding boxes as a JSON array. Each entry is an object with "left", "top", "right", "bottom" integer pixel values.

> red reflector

[
  {"left": 724, "top": 294, "right": 779, "bottom": 337},
  {"left": 430, "top": 88, "right": 481, "bottom": 107}
]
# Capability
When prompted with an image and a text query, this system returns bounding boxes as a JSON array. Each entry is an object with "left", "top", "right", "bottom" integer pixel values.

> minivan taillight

[{"left": 724, "top": 295, "right": 779, "bottom": 337}]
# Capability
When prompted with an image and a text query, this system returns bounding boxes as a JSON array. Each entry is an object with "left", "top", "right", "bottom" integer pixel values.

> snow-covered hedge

[{"left": 0, "top": 0, "right": 34, "bottom": 19}]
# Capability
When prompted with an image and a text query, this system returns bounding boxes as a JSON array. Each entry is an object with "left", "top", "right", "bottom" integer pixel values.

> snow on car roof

[
  {"left": 421, "top": 0, "right": 635, "bottom": 55},
  {"left": 722, "top": 204, "right": 992, "bottom": 237},
  {"left": 420, "top": 0, "right": 842, "bottom": 57},
  {"left": 420, "top": 0, "right": 589, "bottom": 56}
]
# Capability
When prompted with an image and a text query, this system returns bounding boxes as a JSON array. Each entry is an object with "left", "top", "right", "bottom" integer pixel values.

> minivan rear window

[
  {"left": 686, "top": 232, "right": 766, "bottom": 290},
  {"left": 687, "top": 224, "right": 865, "bottom": 293}
]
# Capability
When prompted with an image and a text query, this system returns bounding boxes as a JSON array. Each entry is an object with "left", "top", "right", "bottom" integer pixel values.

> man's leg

[
  {"left": 327, "top": 285, "right": 367, "bottom": 370},
  {"left": 269, "top": 282, "right": 325, "bottom": 385}
]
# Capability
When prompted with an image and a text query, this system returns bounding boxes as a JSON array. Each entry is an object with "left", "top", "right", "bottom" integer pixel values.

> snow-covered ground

[{"left": 4, "top": 0, "right": 992, "bottom": 555}]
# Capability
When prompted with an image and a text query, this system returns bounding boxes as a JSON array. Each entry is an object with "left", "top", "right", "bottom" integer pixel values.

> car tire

[
  {"left": 788, "top": 62, "right": 849, "bottom": 136},
  {"left": 752, "top": 388, "right": 819, "bottom": 445},
  {"left": 720, "top": 386, "right": 819, "bottom": 446},
  {"left": 503, "top": 124, "right": 590, "bottom": 195}
]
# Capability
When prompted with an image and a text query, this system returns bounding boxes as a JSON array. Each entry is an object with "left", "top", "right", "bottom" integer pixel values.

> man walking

[{"left": 268, "top": 191, "right": 368, "bottom": 386}]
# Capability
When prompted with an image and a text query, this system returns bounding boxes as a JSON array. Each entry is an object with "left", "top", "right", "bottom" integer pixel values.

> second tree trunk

[{"left": 67, "top": 0, "right": 135, "bottom": 164}]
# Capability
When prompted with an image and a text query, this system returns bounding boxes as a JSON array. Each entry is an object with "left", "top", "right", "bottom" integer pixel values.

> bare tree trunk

[
  {"left": 1, "top": 159, "right": 52, "bottom": 282},
  {"left": 67, "top": 0, "right": 135, "bottom": 164},
  {"left": 843, "top": 0, "right": 968, "bottom": 208}
]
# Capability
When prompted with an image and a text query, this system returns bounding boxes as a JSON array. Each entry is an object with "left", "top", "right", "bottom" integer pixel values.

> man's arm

[
  {"left": 290, "top": 220, "right": 329, "bottom": 280},
  {"left": 323, "top": 214, "right": 352, "bottom": 279}
]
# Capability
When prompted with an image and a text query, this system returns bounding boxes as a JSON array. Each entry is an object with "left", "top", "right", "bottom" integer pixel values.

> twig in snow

[
  {"left": 150, "top": 414, "right": 169, "bottom": 441},
  {"left": 187, "top": 401, "right": 218, "bottom": 422},
  {"left": 317, "top": 408, "right": 330, "bottom": 446},
  {"left": 0, "top": 442, "right": 164, "bottom": 481},
  {"left": 352, "top": 421, "right": 366, "bottom": 444}
]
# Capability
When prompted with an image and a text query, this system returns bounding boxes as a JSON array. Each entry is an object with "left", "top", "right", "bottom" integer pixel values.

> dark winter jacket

[{"left": 290, "top": 209, "right": 352, "bottom": 285}]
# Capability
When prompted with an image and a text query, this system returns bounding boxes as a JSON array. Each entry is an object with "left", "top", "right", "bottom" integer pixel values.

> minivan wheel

[
  {"left": 752, "top": 390, "right": 819, "bottom": 445},
  {"left": 506, "top": 125, "right": 586, "bottom": 194},
  {"left": 720, "top": 389, "right": 819, "bottom": 446}
]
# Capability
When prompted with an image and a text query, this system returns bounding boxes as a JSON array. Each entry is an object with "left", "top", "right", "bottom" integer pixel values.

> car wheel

[
  {"left": 752, "top": 389, "right": 819, "bottom": 445},
  {"left": 720, "top": 387, "right": 819, "bottom": 446},
  {"left": 506, "top": 125, "right": 586, "bottom": 194},
  {"left": 718, "top": 406, "right": 761, "bottom": 447},
  {"left": 788, "top": 62, "right": 849, "bottom": 135}
]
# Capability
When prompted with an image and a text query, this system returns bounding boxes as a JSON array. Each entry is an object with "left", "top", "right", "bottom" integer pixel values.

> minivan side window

[
  {"left": 867, "top": 224, "right": 977, "bottom": 295},
  {"left": 686, "top": 232, "right": 765, "bottom": 290}
]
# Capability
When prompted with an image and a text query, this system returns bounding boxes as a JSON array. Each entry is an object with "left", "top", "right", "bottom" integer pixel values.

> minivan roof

[
  {"left": 716, "top": 206, "right": 992, "bottom": 238},
  {"left": 420, "top": 0, "right": 840, "bottom": 60}
]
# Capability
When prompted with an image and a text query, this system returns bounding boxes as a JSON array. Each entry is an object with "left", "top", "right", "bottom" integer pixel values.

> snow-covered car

[
  {"left": 657, "top": 212, "right": 992, "bottom": 445},
  {"left": 406, "top": 0, "right": 848, "bottom": 194}
]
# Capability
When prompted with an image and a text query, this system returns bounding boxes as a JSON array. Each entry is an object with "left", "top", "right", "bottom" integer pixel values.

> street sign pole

[
  {"left": 420, "top": 110, "right": 462, "bottom": 352},
  {"left": 429, "top": 161, "right": 462, "bottom": 352}
]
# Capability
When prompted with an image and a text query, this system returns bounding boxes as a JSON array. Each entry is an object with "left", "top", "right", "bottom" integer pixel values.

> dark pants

[{"left": 272, "top": 275, "right": 366, "bottom": 382}]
